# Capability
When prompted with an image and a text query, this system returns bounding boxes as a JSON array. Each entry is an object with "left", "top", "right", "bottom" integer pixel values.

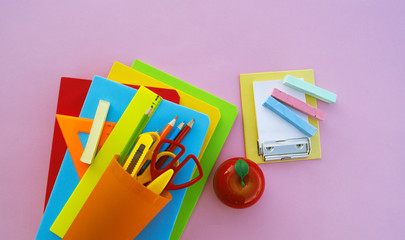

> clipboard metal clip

[{"left": 258, "top": 137, "right": 311, "bottom": 161}]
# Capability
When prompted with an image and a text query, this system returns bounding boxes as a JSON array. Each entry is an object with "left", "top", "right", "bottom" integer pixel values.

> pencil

[
  {"left": 172, "top": 119, "right": 194, "bottom": 144},
  {"left": 118, "top": 107, "right": 153, "bottom": 165},
  {"left": 156, "top": 119, "right": 194, "bottom": 168},
  {"left": 160, "top": 121, "right": 184, "bottom": 153},
  {"left": 159, "top": 116, "right": 178, "bottom": 140}
]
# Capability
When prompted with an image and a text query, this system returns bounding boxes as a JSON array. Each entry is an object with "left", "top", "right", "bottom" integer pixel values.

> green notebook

[{"left": 132, "top": 60, "right": 238, "bottom": 240}]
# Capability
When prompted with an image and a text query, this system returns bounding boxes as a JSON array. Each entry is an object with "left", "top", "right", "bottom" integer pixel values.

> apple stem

[{"left": 235, "top": 159, "right": 249, "bottom": 187}]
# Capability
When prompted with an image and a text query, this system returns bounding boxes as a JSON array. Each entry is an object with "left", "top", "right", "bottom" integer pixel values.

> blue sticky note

[{"left": 263, "top": 96, "right": 317, "bottom": 137}]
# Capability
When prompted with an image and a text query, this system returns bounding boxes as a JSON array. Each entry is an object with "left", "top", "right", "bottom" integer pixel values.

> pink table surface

[{"left": 1, "top": 1, "right": 404, "bottom": 239}]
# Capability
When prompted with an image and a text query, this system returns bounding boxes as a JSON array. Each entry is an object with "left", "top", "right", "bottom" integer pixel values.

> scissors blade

[{"left": 147, "top": 169, "right": 174, "bottom": 195}]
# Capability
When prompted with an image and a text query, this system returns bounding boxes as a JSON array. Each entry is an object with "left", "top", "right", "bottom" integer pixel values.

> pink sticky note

[{"left": 271, "top": 88, "right": 326, "bottom": 121}]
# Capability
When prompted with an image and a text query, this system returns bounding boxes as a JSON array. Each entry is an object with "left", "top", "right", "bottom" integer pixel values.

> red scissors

[{"left": 148, "top": 139, "right": 203, "bottom": 190}]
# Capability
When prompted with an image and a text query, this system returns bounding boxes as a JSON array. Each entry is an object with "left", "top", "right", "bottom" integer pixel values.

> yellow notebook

[
  {"left": 107, "top": 62, "right": 220, "bottom": 160},
  {"left": 240, "top": 69, "right": 321, "bottom": 164}
]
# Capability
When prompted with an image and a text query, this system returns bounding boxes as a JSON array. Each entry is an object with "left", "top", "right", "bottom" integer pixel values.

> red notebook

[{"left": 44, "top": 77, "right": 180, "bottom": 209}]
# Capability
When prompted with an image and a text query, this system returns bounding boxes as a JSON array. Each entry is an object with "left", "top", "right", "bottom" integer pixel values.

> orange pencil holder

[{"left": 63, "top": 155, "right": 172, "bottom": 240}]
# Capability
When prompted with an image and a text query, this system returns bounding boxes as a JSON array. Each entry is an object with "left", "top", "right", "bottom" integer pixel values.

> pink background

[{"left": 1, "top": 0, "right": 405, "bottom": 239}]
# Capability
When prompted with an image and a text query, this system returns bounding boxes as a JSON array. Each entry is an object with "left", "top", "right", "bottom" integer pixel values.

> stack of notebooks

[{"left": 36, "top": 60, "right": 238, "bottom": 240}]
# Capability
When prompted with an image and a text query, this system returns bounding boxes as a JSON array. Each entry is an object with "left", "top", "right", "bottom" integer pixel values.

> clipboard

[{"left": 240, "top": 69, "right": 321, "bottom": 164}]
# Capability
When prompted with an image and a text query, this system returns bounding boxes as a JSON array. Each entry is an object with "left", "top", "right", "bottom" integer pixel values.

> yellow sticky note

[
  {"left": 80, "top": 100, "right": 110, "bottom": 165},
  {"left": 107, "top": 62, "right": 220, "bottom": 160},
  {"left": 240, "top": 69, "right": 321, "bottom": 164}
]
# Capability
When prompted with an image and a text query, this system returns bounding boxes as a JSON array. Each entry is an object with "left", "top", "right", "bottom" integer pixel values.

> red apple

[{"left": 213, "top": 157, "right": 265, "bottom": 209}]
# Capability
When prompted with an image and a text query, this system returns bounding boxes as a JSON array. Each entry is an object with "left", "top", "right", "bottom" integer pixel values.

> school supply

[
  {"left": 47, "top": 80, "right": 159, "bottom": 238},
  {"left": 147, "top": 169, "right": 174, "bottom": 195},
  {"left": 39, "top": 60, "right": 235, "bottom": 240},
  {"left": 263, "top": 96, "right": 317, "bottom": 137},
  {"left": 56, "top": 114, "right": 116, "bottom": 178},
  {"left": 260, "top": 137, "right": 311, "bottom": 161},
  {"left": 107, "top": 62, "right": 224, "bottom": 240},
  {"left": 131, "top": 60, "right": 238, "bottom": 240},
  {"left": 160, "top": 116, "right": 178, "bottom": 139},
  {"left": 175, "top": 119, "right": 194, "bottom": 142},
  {"left": 118, "top": 105, "right": 159, "bottom": 165},
  {"left": 38, "top": 77, "right": 209, "bottom": 240},
  {"left": 44, "top": 78, "right": 180, "bottom": 209},
  {"left": 37, "top": 77, "right": 139, "bottom": 240},
  {"left": 123, "top": 133, "right": 154, "bottom": 177},
  {"left": 157, "top": 119, "right": 194, "bottom": 169},
  {"left": 240, "top": 69, "right": 321, "bottom": 164},
  {"left": 44, "top": 78, "right": 91, "bottom": 209},
  {"left": 108, "top": 62, "right": 220, "bottom": 161},
  {"left": 149, "top": 139, "right": 203, "bottom": 191},
  {"left": 62, "top": 156, "right": 172, "bottom": 240},
  {"left": 161, "top": 121, "right": 184, "bottom": 152},
  {"left": 136, "top": 131, "right": 176, "bottom": 185},
  {"left": 253, "top": 80, "right": 314, "bottom": 160},
  {"left": 80, "top": 100, "right": 110, "bottom": 165},
  {"left": 271, "top": 88, "right": 326, "bottom": 121},
  {"left": 283, "top": 75, "right": 337, "bottom": 103}
]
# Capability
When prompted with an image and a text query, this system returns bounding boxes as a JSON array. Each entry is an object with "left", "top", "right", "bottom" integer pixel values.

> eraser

[
  {"left": 271, "top": 88, "right": 326, "bottom": 121},
  {"left": 283, "top": 75, "right": 337, "bottom": 103},
  {"left": 263, "top": 96, "right": 317, "bottom": 137}
]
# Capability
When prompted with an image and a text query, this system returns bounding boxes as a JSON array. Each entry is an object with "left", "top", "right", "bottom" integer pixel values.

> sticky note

[
  {"left": 263, "top": 96, "right": 317, "bottom": 137},
  {"left": 271, "top": 88, "right": 326, "bottom": 121},
  {"left": 283, "top": 75, "right": 337, "bottom": 103},
  {"left": 80, "top": 100, "right": 110, "bottom": 164}
]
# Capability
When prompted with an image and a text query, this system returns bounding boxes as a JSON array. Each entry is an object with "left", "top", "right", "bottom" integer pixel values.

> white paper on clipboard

[{"left": 252, "top": 80, "right": 309, "bottom": 145}]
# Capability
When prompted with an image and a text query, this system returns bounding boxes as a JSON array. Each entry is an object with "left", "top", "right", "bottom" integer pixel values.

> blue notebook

[{"left": 36, "top": 76, "right": 209, "bottom": 240}]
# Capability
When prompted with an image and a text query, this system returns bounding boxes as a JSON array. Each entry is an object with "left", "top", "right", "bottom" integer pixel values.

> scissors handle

[
  {"left": 165, "top": 154, "right": 203, "bottom": 190},
  {"left": 150, "top": 139, "right": 203, "bottom": 190},
  {"left": 150, "top": 140, "right": 184, "bottom": 175}
]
